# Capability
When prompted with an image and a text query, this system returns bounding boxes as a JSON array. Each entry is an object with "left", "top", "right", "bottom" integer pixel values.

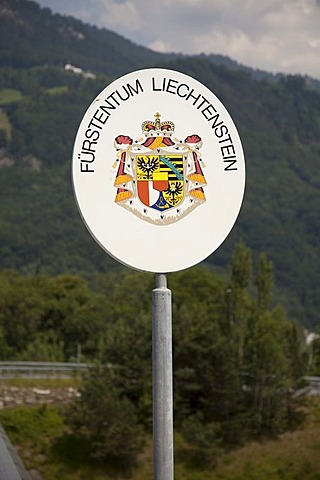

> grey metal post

[{"left": 152, "top": 273, "right": 174, "bottom": 480}]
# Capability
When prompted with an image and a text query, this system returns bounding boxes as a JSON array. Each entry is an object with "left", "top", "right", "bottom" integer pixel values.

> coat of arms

[{"left": 113, "top": 113, "right": 207, "bottom": 225}]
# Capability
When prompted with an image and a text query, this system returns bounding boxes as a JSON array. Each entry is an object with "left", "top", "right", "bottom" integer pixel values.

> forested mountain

[
  {"left": 0, "top": 0, "right": 319, "bottom": 327},
  {"left": 0, "top": 0, "right": 171, "bottom": 74}
]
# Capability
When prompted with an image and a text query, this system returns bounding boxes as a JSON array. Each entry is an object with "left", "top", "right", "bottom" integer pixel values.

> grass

[
  {"left": 46, "top": 85, "right": 69, "bottom": 95},
  {"left": 1, "top": 377, "right": 82, "bottom": 389},
  {"left": 0, "top": 108, "right": 12, "bottom": 140},
  {"left": 0, "top": 404, "right": 65, "bottom": 474},
  {"left": 1, "top": 399, "right": 320, "bottom": 479},
  {"left": 0, "top": 88, "right": 22, "bottom": 141},
  {"left": 0, "top": 88, "right": 22, "bottom": 105},
  {"left": 197, "top": 399, "right": 320, "bottom": 480}
]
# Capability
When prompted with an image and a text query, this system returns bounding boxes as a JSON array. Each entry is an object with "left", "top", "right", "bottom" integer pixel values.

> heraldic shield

[
  {"left": 113, "top": 112, "right": 207, "bottom": 226},
  {"left": 136, "top": 154, "right": 184, "bottom": 210}
]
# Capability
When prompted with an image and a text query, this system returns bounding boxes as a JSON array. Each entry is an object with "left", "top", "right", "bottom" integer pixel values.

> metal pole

[{"left": 152, "top": 273, "right": 174, "bottom": 480}]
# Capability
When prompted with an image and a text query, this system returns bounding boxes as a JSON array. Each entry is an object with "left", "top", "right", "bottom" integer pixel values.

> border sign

[{"left": 72, "top": 68, "right": 245, "bottom": 273}]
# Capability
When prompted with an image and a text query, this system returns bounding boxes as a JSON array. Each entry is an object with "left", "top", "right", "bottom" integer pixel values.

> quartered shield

[{"left": 136, "top": 154, "right": 184, "bottom": 211}]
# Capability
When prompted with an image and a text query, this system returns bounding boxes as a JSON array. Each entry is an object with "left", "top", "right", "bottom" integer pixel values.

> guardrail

[
  {"left": 0, "top": 361, "right": 92, "bottom": 380},
  {"left": 303, "top": 375, "right": 320, "bottom": 395},
  {"left": 0, "top": 425, "right": 32, "bottom": 480}
]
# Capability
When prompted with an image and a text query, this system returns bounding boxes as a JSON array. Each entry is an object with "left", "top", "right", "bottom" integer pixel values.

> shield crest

[
  {"left": 113, "top": 112, "right": 206, "bottom": 225},
  {"left": 136, "top": 154, "right": 184, "bottom": 211}
]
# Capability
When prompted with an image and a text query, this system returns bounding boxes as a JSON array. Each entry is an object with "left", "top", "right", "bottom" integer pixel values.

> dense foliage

[
  {"left": 66, "top": 245, "right": 308, "bottom": 465},
  {"left": 1, "top": 400, "right": 320, "bottom": 479},
  {"left": 0, "top": 243, "right": 311, "bottom": 466}
]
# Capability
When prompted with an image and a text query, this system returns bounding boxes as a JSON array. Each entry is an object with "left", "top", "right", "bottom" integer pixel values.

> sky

[{"left": 35, "top": 0, "right": 320, "bottom": 80}]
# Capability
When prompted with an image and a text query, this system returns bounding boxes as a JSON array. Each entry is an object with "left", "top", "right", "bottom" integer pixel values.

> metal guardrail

[
  {"left": 303, "top": 375, "right": 320, "bottom": 395},
  {"left": 0, "top": 425, "right": 32, "bottom": 480},
  {"left": 304, "top": 375, "right": 320, "bottom": 386},
  {"left": 0, "top": 361, "right": 92, "bottom": 379},
  {"left": 292, "top": 376, "right": 320, "bottom": 398}
]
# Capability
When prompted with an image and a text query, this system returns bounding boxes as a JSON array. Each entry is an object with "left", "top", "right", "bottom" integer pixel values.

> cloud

[
  {"left": 93, "top": 0, "right": 140, "bottom": 31},
  {"left": 36, "top": 0, "right": 320, "bottom": 79},
  {"left": 142, "top": 0, "right": 320, "bottom": 77}
]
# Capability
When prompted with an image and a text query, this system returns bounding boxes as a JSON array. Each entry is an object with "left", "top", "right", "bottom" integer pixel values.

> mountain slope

[
  {"left": 0, "top": 0, "right": 173, "bottom": 75},
  {"left": 0, "top": 0, "right": 319, "bottom": 327}
]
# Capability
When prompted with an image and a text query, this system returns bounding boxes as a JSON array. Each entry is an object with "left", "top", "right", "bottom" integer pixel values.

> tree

[
  {"left": 228, "top": 239, "right": 253, "bottom": 366},
  {"left": 256, "top": 252, "right": 274, "bottom": 312},
  {"left": 67, "top": 365, "right": 145, "bottom": 467},
  {"left": 179, "top": 412, "right": 222, "bottom": 468},
  {"left": 0, "top": 271, "right": 48, "bottom": 352},
  {"left": 243, "top": 253, "right": 305, "bottom": 436},
  {"left": 18, "top": 330, "right": 64, "bottom": 362},
  {"left": 0, "top": 326, "right": 12, "bottom": 360}
]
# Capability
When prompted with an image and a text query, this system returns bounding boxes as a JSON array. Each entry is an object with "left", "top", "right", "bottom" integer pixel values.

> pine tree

[{"left": 228, "top": 239, "right": 253, "bottom": 367}]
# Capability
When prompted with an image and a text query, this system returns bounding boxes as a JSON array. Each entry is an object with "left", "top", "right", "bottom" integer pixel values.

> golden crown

[{"left": 141, "top": 112, "right": 175, "bottom": 136}]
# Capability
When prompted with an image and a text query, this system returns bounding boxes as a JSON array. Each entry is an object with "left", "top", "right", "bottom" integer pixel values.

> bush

[
  {"left": 179, "top": 412, "right": 222, "bottom": 468},
  {"left": 66, "top": 365, "right": 145, "bottom": 468}
]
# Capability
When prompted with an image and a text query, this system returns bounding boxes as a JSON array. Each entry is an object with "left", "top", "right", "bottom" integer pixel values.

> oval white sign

[{"left": 72, "top": 68, "right": 245, "bottom": 273}]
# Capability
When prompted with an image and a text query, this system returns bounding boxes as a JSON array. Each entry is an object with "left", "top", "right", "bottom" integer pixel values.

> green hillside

[
  {"left": 0, "top": 0, "right": 319, "bottom": 326},
  {"left": 0, "top": 0, "right": 168, "bottom": 75}
]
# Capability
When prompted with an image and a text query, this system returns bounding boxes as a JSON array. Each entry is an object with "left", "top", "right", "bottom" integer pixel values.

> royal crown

[{"left": 141, "top": 112, "right": 175, "bottom": 137}]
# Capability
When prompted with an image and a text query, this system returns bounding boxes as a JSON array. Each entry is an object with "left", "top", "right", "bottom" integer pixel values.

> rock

[
  {"left": 0, "top": 384, "right": 80, "bottom": 408},
  {"left": 32, "top": 388, "right": 51, "bottom": 396}
]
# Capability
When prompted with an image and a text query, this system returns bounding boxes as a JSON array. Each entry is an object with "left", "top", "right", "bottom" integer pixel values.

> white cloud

[
  {"left": 148, "top": 39, "right": 169, "bottom": 54},
  {"left": 96, "top": 0, "right": 140, "bottom": 31},
  {"left": 36, "top": 0, "right": 320, "bottom": 79}
]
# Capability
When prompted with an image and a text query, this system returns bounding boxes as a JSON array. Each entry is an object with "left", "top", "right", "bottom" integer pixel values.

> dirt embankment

[{"left": 0, "top": 384, "right": 80, "bottom": 409}]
